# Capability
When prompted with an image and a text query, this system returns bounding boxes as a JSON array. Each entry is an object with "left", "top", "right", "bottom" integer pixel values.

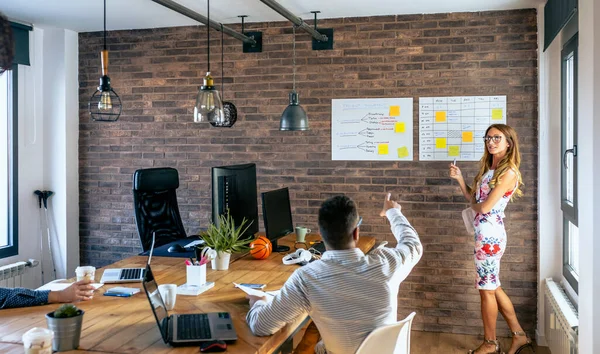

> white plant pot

[{"left": 211, "top": 251, "right": 231, "bottom": 271}]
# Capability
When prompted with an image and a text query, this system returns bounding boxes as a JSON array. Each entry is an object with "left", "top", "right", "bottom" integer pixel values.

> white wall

[
  {"left": 535, "top": 4, "right": 563, "bottom": 345},
  {"left": 577, "top": 0, "right": 600, "bottom": 352},
  {"left": 538, "top": 0, "right": 600, "bottom": 351},
  {"left": 0, "top": 26, "right": 79, "bottom": 286},
  {"left": 40, "top": 27, "right": 80, "bottom": 280}
]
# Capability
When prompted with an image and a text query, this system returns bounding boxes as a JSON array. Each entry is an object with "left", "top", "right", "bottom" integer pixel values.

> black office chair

[{"left": 132, "top": 167, "right": 190, "bottom": 252}]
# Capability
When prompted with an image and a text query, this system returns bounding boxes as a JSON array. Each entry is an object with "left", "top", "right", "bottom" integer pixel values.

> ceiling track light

[
  {"left": 150, "top": 0, "right": 262, "bottom": 52},
  {"left": 258, "top": 0, "right": 334, "bottom": 50},
  {"left": 88, "top": 0, "right": 122, "bottom": 122}
]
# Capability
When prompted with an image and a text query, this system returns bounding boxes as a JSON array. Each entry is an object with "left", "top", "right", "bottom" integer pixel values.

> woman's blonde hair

[{"left": 471, "top": 124, "right": 523, "bottom": 200}]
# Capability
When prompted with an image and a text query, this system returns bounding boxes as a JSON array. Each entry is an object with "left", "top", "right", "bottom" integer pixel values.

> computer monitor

[
  {"left": 211, "top": 163, "right": 259, "bottom": 240},
  {"left": 261, "top": 187, "right": 293, "bottom": 252}
]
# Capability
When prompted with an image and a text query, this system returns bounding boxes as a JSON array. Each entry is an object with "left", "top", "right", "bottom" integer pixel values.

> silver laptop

[
  {"left": 100, "top": 267, "right": 146, "bottom": 283},
  {"left": 142, "top": 265, "right": 237, "bottom": 345},
  {"left": 100, "top": 231, "right": 158, "bottom": 284}
]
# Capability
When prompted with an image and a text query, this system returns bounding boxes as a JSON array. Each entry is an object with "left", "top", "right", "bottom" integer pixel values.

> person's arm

[
  {"left": 0, "top": 279, "right": 95, "bottom": 310},
  {"left": 246, "top": 270, "right": 310, "bottom": 336},
  {"left": 47, "top": 279, "right": 95, "bottom": 304},
  {"left": 470, "top": 169, "right": 517, "bottom": 214},
  {"left": 0, "top": 287, "right": 50, "bottom": 309},
  {"left": 449, "top": 164, "right": 472, "bottom": 202},
  {"left": 385, "top": 208, "right": 423, "bottom": 274}
]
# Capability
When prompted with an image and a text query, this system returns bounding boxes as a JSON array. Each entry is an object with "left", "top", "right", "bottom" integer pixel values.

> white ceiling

[{"left": 2, "top": 0, "right": 543, "bottom": 33}]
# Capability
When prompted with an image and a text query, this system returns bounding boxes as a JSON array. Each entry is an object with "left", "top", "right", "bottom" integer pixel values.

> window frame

[
  {"left": 0, "top": 64, "right": 19, "bottom": 259},
  {"left": 561, "top": 34, "right": 578, "bottom": 293}
]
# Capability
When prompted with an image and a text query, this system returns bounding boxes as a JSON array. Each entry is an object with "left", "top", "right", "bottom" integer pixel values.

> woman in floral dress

[{"left": 449, "top": 124, "right": 533, "bottom": 354}]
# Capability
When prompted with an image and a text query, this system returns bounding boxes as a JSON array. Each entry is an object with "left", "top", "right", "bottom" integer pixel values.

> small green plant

[
  {"left": 53, "top": 304, "right": 81, "bottom": 318},
  {"left": 201, "top": 210, "right": 253, "bottom": 253}
]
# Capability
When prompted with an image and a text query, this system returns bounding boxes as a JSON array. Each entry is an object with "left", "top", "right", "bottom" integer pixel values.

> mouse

[
  {"left": 167, "top": 244, "right": 186, "bottom": 253},
  {"left": 200, "top": 340, "right": 226, "bottom": 352}
]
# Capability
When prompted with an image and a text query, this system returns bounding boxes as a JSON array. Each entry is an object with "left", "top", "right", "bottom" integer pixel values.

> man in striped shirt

[{"left": 246, "top": 193, "right": 422, "bottom": 354}]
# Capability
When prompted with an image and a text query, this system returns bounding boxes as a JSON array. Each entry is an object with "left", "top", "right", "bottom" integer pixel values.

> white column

[{"left": 41, "top": 27, "right": 80, "bottom": 280}]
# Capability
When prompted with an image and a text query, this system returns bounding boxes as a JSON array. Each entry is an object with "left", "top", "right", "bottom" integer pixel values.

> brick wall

[{"left": 78, "top": 9, "right": 538, "bottom": 335}]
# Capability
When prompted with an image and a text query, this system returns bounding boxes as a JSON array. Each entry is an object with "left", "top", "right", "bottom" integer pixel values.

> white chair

[{"left": 355, "top": 312, "right": 416, "bottom": 354}]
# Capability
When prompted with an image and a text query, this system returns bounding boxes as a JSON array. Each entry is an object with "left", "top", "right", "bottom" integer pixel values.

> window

[
  {"left": 0, "top": 64, "right": 18, "bottom": 259},
  {"left": 561, "top": 34, "right": 578, "bottom": 292}
]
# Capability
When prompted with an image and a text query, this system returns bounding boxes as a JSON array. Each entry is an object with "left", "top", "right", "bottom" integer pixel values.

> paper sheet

[
  {"left": 36, "top": 282, "right": 104, "bottom": 291},
  {"left": 233, "top": 283, "right": 280, "bottom": 298}
]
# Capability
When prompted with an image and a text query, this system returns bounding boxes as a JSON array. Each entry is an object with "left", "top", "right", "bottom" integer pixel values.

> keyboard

[
  {"left": 177, "top": 314, "right": 211, "bottom": 340},
  {"left": 120, "top": 268, "right": 143, "bottom": 280}
]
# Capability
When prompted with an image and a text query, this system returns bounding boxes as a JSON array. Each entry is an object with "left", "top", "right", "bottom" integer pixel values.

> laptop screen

[{"left": 142, "top": 265, "right": 169, "bottom": 342}]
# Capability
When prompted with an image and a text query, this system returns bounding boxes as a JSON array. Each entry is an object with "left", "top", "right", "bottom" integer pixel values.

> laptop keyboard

[
  {"left": 177, "top": 314, "right": 211, "bottom": 340},
  {"left": 119, "top": 268, "right": 143, "bottom": 280}
]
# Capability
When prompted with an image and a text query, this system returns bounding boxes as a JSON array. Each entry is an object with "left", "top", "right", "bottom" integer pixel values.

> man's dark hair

[{"left": 318, "top": 195, "right": 359, "bottom": 250}]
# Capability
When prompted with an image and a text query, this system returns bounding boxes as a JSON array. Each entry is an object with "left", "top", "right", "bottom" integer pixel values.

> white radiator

[
  {"left": 0, "top": 259, "right": 39, "bottom": 288},
  {"left": 544, "top": 278, "right": 578, "bottom": 354}
]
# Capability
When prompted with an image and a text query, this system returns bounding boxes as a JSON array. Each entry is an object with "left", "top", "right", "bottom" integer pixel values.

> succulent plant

[{"left": 53, "top": 304, "right": 81, "bottom": 318}]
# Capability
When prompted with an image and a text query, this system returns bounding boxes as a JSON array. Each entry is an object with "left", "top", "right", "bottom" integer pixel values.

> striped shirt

[{"left": 246, "top": 208, "right": 422, "bottom": 354}]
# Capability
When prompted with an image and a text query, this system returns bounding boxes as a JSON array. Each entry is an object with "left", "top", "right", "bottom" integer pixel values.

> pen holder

[{"left": 186, "top": 264, "right": 206, "bottom": 287}]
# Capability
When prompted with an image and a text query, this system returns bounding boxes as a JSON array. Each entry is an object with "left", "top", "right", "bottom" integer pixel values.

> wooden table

[{"left": 0, "top": 234, "right": 375, "bottom": 354}]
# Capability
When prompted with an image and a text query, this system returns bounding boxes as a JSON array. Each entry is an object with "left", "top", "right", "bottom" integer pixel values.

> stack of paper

[
  {"left": 177, "top": 281, "right": 215, "bottom": 296},
  {"left": 36, "top": 281, "right": 104, "bottom": 291}
]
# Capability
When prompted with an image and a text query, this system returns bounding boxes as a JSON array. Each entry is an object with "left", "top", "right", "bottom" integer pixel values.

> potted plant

[
  {"left": 45, "top": 304, "right": 84, "bottom": 352},
  {"left": 201, "top": 210, "right": 253, "bottom": 270}
]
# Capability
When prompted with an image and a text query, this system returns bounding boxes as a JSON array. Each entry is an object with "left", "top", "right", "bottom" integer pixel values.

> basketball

[{"left": 250, "top": 236, "right": 272, "bottom": 260}]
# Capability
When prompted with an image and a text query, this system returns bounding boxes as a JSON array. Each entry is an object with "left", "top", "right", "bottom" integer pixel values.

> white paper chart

[
  {"left": 332, "top": 98, "right": 413, "bottom": 161},
  {"left": 419, "top": 96, "right": 507, "bottom": 161}
]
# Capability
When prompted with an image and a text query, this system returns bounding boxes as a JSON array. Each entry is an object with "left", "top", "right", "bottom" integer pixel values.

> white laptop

[{"left": 100, "top": 232, "right": 157, "bottom": 284}]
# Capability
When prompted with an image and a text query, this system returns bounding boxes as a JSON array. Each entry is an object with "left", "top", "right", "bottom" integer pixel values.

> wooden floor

[
  {"left": 410, "top": 331, "right": 550, "bottom": 354},
  {"left": 292, "top": 328, "right": 551, "bottom": 354}
]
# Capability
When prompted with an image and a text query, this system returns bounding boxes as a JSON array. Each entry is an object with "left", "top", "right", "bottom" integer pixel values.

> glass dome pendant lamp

[
  {"left": 279, "top": 25, "right": 308, "bottom": 131},
  {"left": 88, "top": 0, "right": 122, "bottom": 122},
  {"left": 194, "top": 0, "right": 224, "bottom": 124}
]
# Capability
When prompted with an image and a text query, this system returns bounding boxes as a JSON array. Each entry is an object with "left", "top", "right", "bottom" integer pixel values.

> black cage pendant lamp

[
  {"left": 194, "top": 0, "right": 224, "bottom": 124},
  {"left": 89, "top": 0, "right": 122, "bottom": 122},
  {"left": 280, "top": 25, "right": 308, "bottom": 131}
]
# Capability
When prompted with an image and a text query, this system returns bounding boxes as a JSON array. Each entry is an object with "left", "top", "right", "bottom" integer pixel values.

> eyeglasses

[
  {"left": 356, "top": 216, "right": 363, "bottom": 229},
  {"left": 483, "top": 135, "right": 503, "bottom": 143}
]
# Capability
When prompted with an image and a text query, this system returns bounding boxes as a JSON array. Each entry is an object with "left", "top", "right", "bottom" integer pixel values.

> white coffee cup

[
  {"left": 75, "top": 266, "right": 96, "bottom": 282},
  {"left": 22, "top": 327, "right": 53, "bottom": 354},
  {"left": 295, "top": 226, "right": 312, "bottom": 243},
  {"left": 158, "top": 284, "right": 177, "bottom": 310}
]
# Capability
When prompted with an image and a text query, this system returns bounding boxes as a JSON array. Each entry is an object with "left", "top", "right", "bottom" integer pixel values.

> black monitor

[
  {"left": 261, "top": 187, "right": 293, "bottom": 252},
  {"left": 211, "top": 163, "right": 259, "bottom": 240}
]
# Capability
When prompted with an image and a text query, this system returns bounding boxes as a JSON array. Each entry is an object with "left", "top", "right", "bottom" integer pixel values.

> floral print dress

[{"left": 473, "top": 169, "right": 515, "bottom": 290}]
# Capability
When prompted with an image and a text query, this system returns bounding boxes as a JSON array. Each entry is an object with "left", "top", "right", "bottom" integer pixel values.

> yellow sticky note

[
  {"left": 449, "top": 146, "right": 460, "bottom": 156},
  {"left": 394, "top": 122, "right": 406, "bottom": 133},
  {"left": 462, "top": 131, "right": 474, "bottom": 143},
  {"left": 492, "top": 108, "right": 503, "bottom": 120},
  {"left": 378, "top": 144, "right": 389, "bottom": 155},
  {"left": 397, "top": 146, "right": 409, "bottom": 158},
  {"left": 389, "top": 106, "right": 400, "bottom": 116},
  {"left": 435, "top": 111, "right": 447, "bottom": 122},
  {"left": 435, "top": 138, "right": 447, "bottom": 149}
]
